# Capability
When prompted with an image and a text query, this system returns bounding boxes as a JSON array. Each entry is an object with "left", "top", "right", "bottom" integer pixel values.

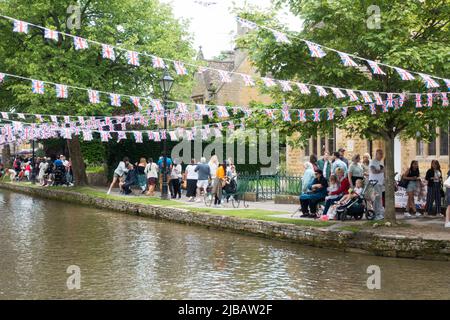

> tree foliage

[{"left": 237, "top": 0, "right": 449, "bottom": 146}]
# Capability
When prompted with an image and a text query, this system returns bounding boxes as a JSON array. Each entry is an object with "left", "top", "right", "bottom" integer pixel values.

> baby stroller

[{"left": 336, "top": 180, "right": 378, "bottom": 221}]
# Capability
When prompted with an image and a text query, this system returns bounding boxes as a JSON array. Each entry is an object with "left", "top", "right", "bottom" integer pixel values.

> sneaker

[
  {"left": 195, "top": 198, "right": 202, "bottom": 203},
  {"left": 300, "top": 213, "right": 310, "bottom": 218},
  {"left": 445, "top": 222, "right": 450, "bottom": 228},
  {"left": 404, "top": 212, "right": 412, "bottom": 218}
]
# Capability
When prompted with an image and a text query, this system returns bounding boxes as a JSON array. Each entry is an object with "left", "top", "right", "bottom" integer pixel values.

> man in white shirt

[{"left": 369, "top": 149, "right": 385, "bottom": 221}]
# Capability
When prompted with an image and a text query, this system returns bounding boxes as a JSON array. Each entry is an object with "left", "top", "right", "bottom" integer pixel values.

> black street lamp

[{"left": 159, "top": 69, "right": 174, "bottom": 200}]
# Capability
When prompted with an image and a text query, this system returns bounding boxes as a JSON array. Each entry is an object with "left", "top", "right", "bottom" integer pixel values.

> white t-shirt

[
  {"left": 369, "top": 159, "right": 384, "bottom": 186},
  {"left": 185, "top": 164, "right": 198, "bottom": 180},
  {"left": 170, "top": 164, "right": 182, "bottom": 179},
  {"left": 209, "top": 162, "right": 218, "bottom": 179},
  {"left": 145, "top": 162, "right": 158, "bottom": 178}
]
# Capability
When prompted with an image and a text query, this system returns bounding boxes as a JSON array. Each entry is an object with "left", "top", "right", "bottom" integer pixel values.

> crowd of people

[
  {"left": 299, "top": 147, "right": 450, "bottom": 228},
  {"left": 0, "top": 155, "right": 73, "bottom": 187},
  {"left": 107, "top": 155, "right": 238, "bottom": 208}
]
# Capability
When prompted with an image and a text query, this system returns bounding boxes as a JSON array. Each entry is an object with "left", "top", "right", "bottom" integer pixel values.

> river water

[{"left": 0, "top": 190, "right": 448, "bottom": 300}]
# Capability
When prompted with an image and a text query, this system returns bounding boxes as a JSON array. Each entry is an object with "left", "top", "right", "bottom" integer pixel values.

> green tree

[
  {"left": 237, "top": 0, "right": 449, "bottom": 223},
  {"left": 0, "top": 0, "right": 195, "bottom": 185}
]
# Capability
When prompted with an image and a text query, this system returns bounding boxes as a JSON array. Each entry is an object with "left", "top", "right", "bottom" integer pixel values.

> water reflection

[{"left": 0, "top": 190, "right": 448, "bottom": 300}]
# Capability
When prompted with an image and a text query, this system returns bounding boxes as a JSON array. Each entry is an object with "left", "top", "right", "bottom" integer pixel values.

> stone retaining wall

[{"left": 0, "top": 182, "right": 449, "bottom": 261}]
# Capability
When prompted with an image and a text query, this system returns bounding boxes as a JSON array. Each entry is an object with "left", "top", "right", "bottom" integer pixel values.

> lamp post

[
  {"left": 159, "top": 69, "right": 174, "bottom": 200},
  {"left": 31, "top": 140, "right": 36, "bottom": 184}
]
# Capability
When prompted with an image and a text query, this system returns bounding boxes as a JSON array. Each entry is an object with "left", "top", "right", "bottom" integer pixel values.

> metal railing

[{"left": 237, "top": 174, "right": 302, "bottom": 201}]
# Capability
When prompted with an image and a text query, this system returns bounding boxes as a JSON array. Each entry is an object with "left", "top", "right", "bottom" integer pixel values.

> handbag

[
  {"left": 398, "top": 174, "right": 410, "bottom": 189},
  {"left": 444, "top": 176, "right": 450, "bottom": 189},
  {"left": 181, "top": 180, "right": 187, "bottom": 190}
]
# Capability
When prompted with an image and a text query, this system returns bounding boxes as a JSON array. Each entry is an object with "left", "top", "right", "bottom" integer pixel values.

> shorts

[
  {"left": 406, "top": 181, "right": 419, "bottom": 193},
  {"left": 147, "top": 177, "right": 156, "bottom": 186},
  {"left": 197, "top": 180, "right": 209, "bottom": 189},
  {"left": 113, "top": 172, "right": 122, "bottom": 179}
]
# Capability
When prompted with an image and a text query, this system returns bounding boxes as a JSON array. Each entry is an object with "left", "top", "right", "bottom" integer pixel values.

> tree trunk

[
  {"left": 1, "top": 144, "right": 12, "bottom": 168},
  {"left": 384, "top": 136, "right": 397, "bottom": 224},
  {"left": 67, "top": 137, "right": 88, "bottom": 186}
]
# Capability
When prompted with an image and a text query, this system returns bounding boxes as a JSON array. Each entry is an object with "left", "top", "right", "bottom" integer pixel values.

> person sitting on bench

[{"left": 299, "top": 169, "right": 328, "bottom": 218}]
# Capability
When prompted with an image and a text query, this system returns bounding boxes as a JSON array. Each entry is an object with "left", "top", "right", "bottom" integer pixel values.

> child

[
  {"left": 325, "top": 175, "right": 340, "bottom": 201},
  {"left": 326, "top": 179, "right": 364, "bottom": 220}
]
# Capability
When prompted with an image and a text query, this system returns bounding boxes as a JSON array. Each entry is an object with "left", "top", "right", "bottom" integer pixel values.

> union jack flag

[
  {"left": 173, "top": 61, "right": 188, "bottom": 75},
  {"left": 327, "top": 108, "right": 334, "bottom": 120},
  {"left": 134, "top": 131, "right": 143, "bottom": 143},
  {"left": 88, "top": 90, "right": 100, "bottom": 104},
  {"left": 186, "top": 130, "right": 194, "bottom": 141},
  {"left": 315, "top": 86, "right": 328, "bottom": 97},
  {"left": 282, "top": 106, "right": 291, "bottom": 122},
  {"left": 117, "top": 131, "right": 127, "bottom": 142},
  {"left": 298, "top": 110, "right": 307, "bottom": 122},
  {"left": 105, "top": 117, "right": 112, "bottom": 126},
  {"left": 78, "top": 116, "right": 85, "bottom": 126},
  {"left": 169, "top": 131, "right": 178, "bottom": 141},
  {"left": 201, "top": 129, "right": 209, "bottom": 141},
  {"left": 427, "top": 93, "right": 433, "bottom": 107},
  {"left": 13, "top": 20, "right": 28, "bottom": 33},
  {"left": 32, "top": 80, "right": 45, "bottom": 94},
  {"left": 382, "top": 103, "right": 388, "bottom": 113},
  {"left": 279, "top": 80, "right": 292, "bottom": 92},
  {"left": 341, "top": 107, "right": 348, "bottom": 118},
  {"left": 262, "top": 77, "right": 276, "bottom": 87},
  {"left": 313, "top": 109, "right": 321, "bottom": 122},
  {"left": 62, "top": 128, "right": 72, "bottom": 140},
  {"left": 442, "top": 93, "right": 449, "bottom": 107},
  {"left": 394, "top": 67, "right": 415, "bottom": 81},
  {"left": 369, "top": 104, "right": 376, "bottom": 115},
  {"left": 360, "top": 91, "right": 372, "bottom": 103},
  {"left": 86, "top": 125, "right": 99, "bottom": 138},
  {"left": 264, "top": 109, "right": 276, "bottom": 120},
  {"left": 110, "top": 94, "right": 121, "bottom": 106},
  {"left": 241, "top": 74, "right": 255, "bottom": 86},
  {"left": 272, "top": 30, "right": 291, "bottom": 44},
  {"left": 126, "top": 51, "right": 140, "bottom": 66},
  {"left": 102, "top": 44, "right": 116, "bottom": 61},
  {"left": 217, "top": 106, "right": 230, "bottom": 118},
  {"left": 296, "top": 83, "right": 311, "bottom": 95},
  {"left": 121, "top": 123, "right": 127, "bottom": 131},
  {"left": 338, "top": 52, "right": 358, "bottom": 67},
  {"left": 242, "top": 107, "right": 252, "bottom": 117},
  {"left": 196, "top": 104, "right": 208, "bottom": 115},
  {"left": 55, "top": 84, "right": 68, "bottom": 98},
  {"left": 176, "top": 102, "right": 188, "bottom": 113},
  {"left": 228, "top": 121, "right": 235, "bottom": 131},
  {"left": 367, "top": 60, "right": 386, "bottom": 75},
  {"left": 35, "top": 114, "right": 43, "bottom": 122},
  {"left": 44, "top": 28, "right": 58, "bottom": 41},
  {"left": 232, "top": 106, "right": 240, "bottom": 115},
  {"left": 18, "top": 113, "right": 25, "bottom": 119},
  {"left": 331, "top": 88, "right": 345, "bottom": 99},
  {"left": 73, "top": 36, "right": 89, "bottom": 50},
  {"left": 346, "top": 90, "right": 358, "bottom": 101},
  {"left": 147, "top": 131, "right": 154, "bottom": 141},
  {"left": 305, "top": 41, "right": 326, "bottom": 58},
  {"left": 100, "top": 132, "right": 111, "bottom": 142},
  {"left": 151, "top": 99, "right": 164, "bottom": 112},
  {"left": 152, "top": 56, "right": 166, "bottom": 69},
  {"left": 444, "top": 79, "right": 450, "bottom": 90},
  {"left": 419, "top": 73, "right": 440, "bottom": 88},
  {"left": 373, "top": 92, "right": 383, "bottom": 105},
  {"left": 0, "top": 73, "right": 5, "bottom": 83},
  {"left": 218, "top": 70, "right": 232, "bottom": 83},
  {"left": 415, "top": 94, "right": 422, "bottom": 108},
  {"left": 398, "top": 94, "right": 406, "bottom": 107},
  {"left": 355, "top": 105, "right": 363, "bottom": 111},
  {"left": 130, "top": 96, "right": 141, "bottom": 109},
  {"left": 154, "top": 131, "right": 161, "bottom": 142},
  {"left": 1, "top": 112, "right": 8, "bottom": 119},
  {"left": 386, "top": 93, "right": 394, "bottom": 108}
]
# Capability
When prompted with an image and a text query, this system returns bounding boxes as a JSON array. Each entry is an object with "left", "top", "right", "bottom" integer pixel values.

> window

[
  {"left": 304, "top": 140, "right": 310, "bottom": 157},
  {"left": 312, "top": 137, "right": 318, "bottom": 156},
  {"left": 440, "top": 123, "right": 449, "bottom": 156},
  {"left": 416, "top": 140, "right": 425, "bottom": 156},
  {"left": 304, "top": 133, "right": 336, "bottom": 157}
]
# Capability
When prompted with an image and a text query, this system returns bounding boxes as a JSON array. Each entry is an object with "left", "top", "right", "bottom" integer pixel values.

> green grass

[
  {"left": 179, "top": 206, "right": 334, "bottom": 227},
  {"left": 86, "top": 166, "right": 105, "bottom": 174},
  {"left": 338, "top": 225, "right": 362, "bottom": 233}
]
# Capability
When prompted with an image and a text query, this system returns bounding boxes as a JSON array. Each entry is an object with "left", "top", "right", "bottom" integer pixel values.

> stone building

[{"left": 191, "top": 28, "right": 450, "bottom": 176}]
